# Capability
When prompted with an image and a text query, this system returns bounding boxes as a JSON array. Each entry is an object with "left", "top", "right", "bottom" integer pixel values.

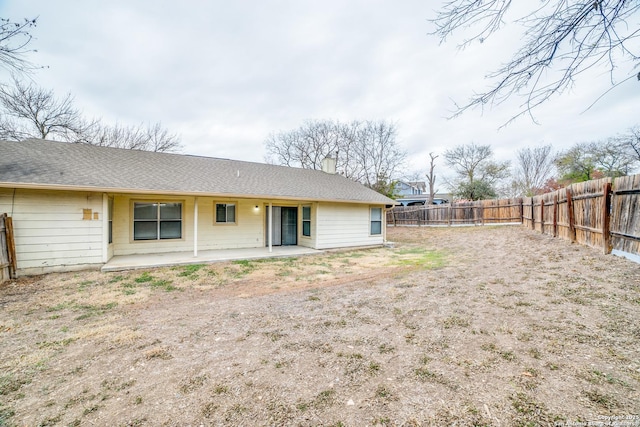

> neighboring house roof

[{"left": 0, "top": 139, "right": 396, "bottom": 205}]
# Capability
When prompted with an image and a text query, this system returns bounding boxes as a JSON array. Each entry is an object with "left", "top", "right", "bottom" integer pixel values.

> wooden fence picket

[{"left": 0, "top": 213, "right": 18, "bottom": 283}]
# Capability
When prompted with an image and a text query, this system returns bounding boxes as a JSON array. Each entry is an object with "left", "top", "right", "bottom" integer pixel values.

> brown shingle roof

[{"left": 0, "top": 139, "right": 396, "bottom": 204}]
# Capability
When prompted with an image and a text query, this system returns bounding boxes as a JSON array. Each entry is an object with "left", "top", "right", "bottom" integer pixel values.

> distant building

[
  {"left": 407, "top": 181, "right": 427, "bottom": 194},
  {"left": 395, "top": 181, "right": 425, "bottom": 197}
]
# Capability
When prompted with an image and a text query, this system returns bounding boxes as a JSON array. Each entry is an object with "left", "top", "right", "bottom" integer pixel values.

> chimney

[{"left": 321, "top": 155, "right": 336, "bottom": 174}]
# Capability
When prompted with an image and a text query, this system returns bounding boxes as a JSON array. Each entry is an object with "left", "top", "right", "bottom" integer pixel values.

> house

[
  {"left": 394, "top": 181, "right": 424, "bottom": 197},
  {"left": 407, "top": 181, "right": 427, "bottom": 194},
  {"left": 0, "top": 139, "right": 396, "bottom": 276}
]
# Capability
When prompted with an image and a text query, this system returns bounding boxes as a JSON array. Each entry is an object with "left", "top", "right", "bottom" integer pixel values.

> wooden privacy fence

[
  {"left": 388, "top": 198, "right": 523, "bottom": 227},
  {"left": 524, "top": 178, "right": 613, "bottom": 253},
  {"left": 389, "top": 172, "right": 640, "bottom": 260},
  {"left": 1, "top": 213, "right": 17, "bottom": 283}
]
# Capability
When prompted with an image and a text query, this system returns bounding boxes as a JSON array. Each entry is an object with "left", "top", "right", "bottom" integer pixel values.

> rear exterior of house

[{"left": 0, "top": 140, "right": 394, "bottom": 276}]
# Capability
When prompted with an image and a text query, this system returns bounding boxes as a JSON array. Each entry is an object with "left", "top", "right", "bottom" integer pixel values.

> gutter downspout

[{"left": 383, "top": 205, "right": 388, "bottom": 244}]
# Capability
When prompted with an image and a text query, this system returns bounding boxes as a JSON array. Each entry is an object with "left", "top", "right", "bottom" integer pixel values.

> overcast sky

[{"left": 1, "top": 1, "right": 637, "bottom": 178}]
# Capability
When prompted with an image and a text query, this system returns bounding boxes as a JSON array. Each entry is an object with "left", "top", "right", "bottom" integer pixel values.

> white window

[
  {"left": 302, "top": 206, "right": 311, "bottom": 237},
  {"left": 133, "top": 202, "right": 182, "bottom": 240},
  {"left": 370, "top": 207, "right": 382, "bottom": 235},
  {"left": 108, "top": 197, "right": 114, "bottom": 244},
  {"left": 215, "top": 203, "right": 236, "bottom": 224}
]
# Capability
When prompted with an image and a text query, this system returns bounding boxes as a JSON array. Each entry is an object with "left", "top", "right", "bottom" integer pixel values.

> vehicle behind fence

[{"left": 387, "top": 174, "right": 640, "bottom": 260}]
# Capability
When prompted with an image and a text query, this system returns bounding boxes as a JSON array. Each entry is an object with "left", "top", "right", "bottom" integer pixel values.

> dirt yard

[{"left": 1, "top": 226, "right": 639, "bottom": 427}]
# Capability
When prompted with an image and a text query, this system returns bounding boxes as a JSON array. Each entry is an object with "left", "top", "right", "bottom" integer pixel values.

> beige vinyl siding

[
  {"left": 112, "top": 195, "right": 266, "bottom": 255},
  {"left": 199, "top": 199, "right": 264, "bottom": 249},
  {"left": 0, "top": 188, "right": 105, "bottom": 274},
  {"left": 315, "top": 203, "right": 385, "bottom": 249},
  {"left": 298, "top": 203, "right": 317, "bottom": 249}
]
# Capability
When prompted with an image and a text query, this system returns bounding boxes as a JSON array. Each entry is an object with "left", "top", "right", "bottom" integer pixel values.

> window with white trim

[
  {"left": 215, "top": 203, "right": 236, "bottom": 224},
  {"left": 108, "top": 197, "right": 113, "bottom": 244},
  {"left": 133, "top": 202, "right": 182, "bottom": 240},
  {"left": 370, "top": 207, "right": 382, "bottom": 235},
  {"left": 302, "top": 206, "right": 311, "bottom": 237}
]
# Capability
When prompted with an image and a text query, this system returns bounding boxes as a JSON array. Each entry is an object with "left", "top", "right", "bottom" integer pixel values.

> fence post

[
  {"left": 566, "top": 188, "right": 576, "bottom": 243},
  {"left": 6, "top": 217, "right": 16, "bottom": 279},
  {"left": 540, "top": 199, "right": 545, "bottom": 234},
  {"left": 448, "top": 205, "right": 452, "bottom": 227},
  {"left": 553, "top": 193, "right": 558, "bottom": 238},
  {"left": 530, "top": 198, "right": 535, "bottom": 230},
  {"left": 0, "top": 214, "right": 16, "bottom": 281},
  {"left": 0, "top": 214, "right": 7, "bottom": 283},
  {"left": 520, "top": 198, "right": 524, "bottom": 225},
  {"left": 602, "top": 181, "right": 612, "bottom": 254}
]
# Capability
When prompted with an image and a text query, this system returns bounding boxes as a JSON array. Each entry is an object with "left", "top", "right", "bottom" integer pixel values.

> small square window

[{"left": 216, "top": 203, "right": 236, "bottom": 223}]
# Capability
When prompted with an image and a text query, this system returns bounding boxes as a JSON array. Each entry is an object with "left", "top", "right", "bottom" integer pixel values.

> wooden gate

[{"left": 0, "top": 213, "right": 17, "bottom": 283}]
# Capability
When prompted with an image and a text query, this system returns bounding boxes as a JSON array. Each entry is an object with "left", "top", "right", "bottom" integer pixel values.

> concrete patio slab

[{"left": 101, "top": 246, "right": 323, "bottom": 272}]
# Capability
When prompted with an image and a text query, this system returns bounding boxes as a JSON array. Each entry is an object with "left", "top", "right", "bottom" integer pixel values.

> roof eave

[{"left": 0, "top": 182, "right": 394, "bottom": 205}]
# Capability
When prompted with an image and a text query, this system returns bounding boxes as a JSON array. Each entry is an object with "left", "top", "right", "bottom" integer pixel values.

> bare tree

[
  {"left": 82, "top": 121, "right": 182, "bottom": 152},
  {"left": 431, "top": 1, "right": 640, "bottom": 122},
  {"left": 444, "top": 143, "right": 491, "bottom": 183},
  {"left": 353, "top": 120, "right": 406, "bottom": 189},
  {"left": 620, "top": 126, "right": 640, "bottom": 162},
  {"left": 0, "top": 78, "right": 182, "bottom": 152},
  {"left": 81, "top": 121, "right": 147, "bottom": 148},
  {"left": 145, "top": 122, "right": 182, "bottom": 152},
  {"left": 426, "top": 152, "right": 439, "bottom": 204},
  {"left": 513, "top": 145, "right": 556, "bottom": 196},
  {"left": 265, "top": 119, "right": 406, "bottom": 191},
  {"left": 0, "top": 17, "right": 38, "bottom": 75},
  {"left": 589, "top": 138, "right": 637, "bottom": 177},
  {"left": 444, "top": 142, "right": 510, "bottom": 200},
  {"left": 0, "top": 78, "right": 88, "bottom": 141},
  {"left": 265, "top": 120, "right": 341, "bottom": 169}
]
